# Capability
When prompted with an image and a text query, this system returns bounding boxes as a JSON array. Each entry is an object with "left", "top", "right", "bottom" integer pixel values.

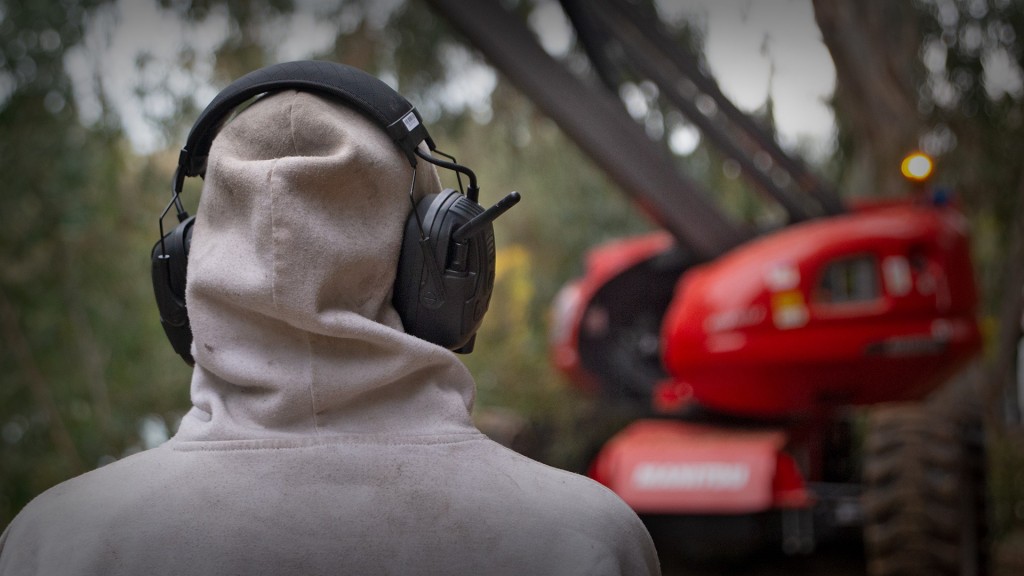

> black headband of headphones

[{"left": 176, "top": 60, "right": 433, "bottom": 185}]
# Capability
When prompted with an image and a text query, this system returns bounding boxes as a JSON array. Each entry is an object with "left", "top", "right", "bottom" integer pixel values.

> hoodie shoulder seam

[{"left": 168, "top": 433, "right": 487, "bottom": 453}]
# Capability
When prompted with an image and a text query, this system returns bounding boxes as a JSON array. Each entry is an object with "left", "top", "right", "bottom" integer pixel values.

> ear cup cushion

[
  {"left": 393, "top": 189, "right": 496, "bottom": 350},
  {"left": 151, "top": 216, "right": 196, "bottom": 364}
]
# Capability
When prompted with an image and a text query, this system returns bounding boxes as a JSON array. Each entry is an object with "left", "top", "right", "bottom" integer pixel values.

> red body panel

[
  {"left": 590, "top": 419, "right": 809, "bottom": 514},
  {"left": 556, "top": 200, "right": 982, "bottom": 523},
  {"left": 661, "top": 202, "right": 981, "bottom": 417}
]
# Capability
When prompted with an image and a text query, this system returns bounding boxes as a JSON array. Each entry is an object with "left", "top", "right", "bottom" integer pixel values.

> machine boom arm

[
  {"left": 576, "top": 0, "right": 845, "bottom": 220},
  {"left": 424, "top": 0, "right": 752, "bottom": 260}
]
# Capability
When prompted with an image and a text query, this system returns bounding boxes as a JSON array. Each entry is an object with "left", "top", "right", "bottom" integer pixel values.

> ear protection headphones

[{"left": 152, "top": 60, "right": 519, "bottom": 366}]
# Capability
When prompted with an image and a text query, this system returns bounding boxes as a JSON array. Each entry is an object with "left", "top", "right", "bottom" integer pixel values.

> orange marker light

[{"left": 901, "top": 152, "right": 934, "bottom": 182}]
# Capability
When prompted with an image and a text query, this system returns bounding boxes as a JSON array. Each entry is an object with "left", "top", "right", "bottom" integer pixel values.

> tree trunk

[
  {"left": 811, "top": 0, "right": 926, "bottom": 198},
  {"left": 984, "top": 166, "right": 1024, "bottom": 428}
]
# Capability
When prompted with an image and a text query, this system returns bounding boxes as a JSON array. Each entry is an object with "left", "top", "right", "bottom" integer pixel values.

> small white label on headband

[{"left": 401, "top": 112, "right": 419, "bottom": 132}]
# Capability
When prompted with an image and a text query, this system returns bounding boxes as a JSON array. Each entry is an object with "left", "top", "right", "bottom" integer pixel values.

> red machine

[
  {"left": 427, "top": 0, "right": 988, "bottom": 572},
  {"left": 662, "top": 200, "right": 979, "bottom": 417},
  {"left": 554, "top": 200, "right": 981, "bottom": 416},
  {"left": 552, "top": 196, "right": 983, "bottom": 560}
]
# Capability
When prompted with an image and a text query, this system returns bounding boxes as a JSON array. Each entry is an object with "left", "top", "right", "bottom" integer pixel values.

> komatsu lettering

[{"left": 632, "top": 462, "right": 751, "bottom": 490}]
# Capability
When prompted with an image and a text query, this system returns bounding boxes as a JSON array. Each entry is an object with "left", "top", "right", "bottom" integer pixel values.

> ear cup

[
  {"left": 151, "top": 216, "right": 196, "bottom": 365},
  {"left": 393, "top": 189, "right": 496, "bottom": 351}
]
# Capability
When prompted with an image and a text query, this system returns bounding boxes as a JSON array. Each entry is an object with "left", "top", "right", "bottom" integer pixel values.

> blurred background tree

[
  {"left": 0, "top": 0, "right": 190, "bottom": 524},
  {"left": 2, "top": 0, "right": 1023, "bottom": 542}
]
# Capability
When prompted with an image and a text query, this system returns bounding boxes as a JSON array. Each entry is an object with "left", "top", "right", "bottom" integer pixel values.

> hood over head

[{"left": 174, "top": 90, "right": 477, "bottom": 441}]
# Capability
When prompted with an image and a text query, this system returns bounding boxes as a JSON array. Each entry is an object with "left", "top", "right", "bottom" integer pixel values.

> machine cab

[{"left": 660, "top": 199, "right": 981, "bottom": 417}]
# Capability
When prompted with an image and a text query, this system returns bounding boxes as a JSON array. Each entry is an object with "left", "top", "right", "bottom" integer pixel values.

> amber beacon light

[{"left": 900, "top": 152, "right": 934, "bottom": 183}]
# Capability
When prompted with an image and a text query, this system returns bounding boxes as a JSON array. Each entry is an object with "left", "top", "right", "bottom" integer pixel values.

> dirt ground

[
  {"left": 659, "top": 543, "right": 866, "bottom": 576},
  {"left": 659, "top": 532, "right": 1024, "bottom": 576}
]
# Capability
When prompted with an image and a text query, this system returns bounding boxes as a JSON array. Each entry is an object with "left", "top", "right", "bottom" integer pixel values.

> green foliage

[
  {"left": 990, "top": 431, "right": 1024, "bottom": 539},
  {"left": 0, "top": 0, "right": 191, "bottom": 526}
]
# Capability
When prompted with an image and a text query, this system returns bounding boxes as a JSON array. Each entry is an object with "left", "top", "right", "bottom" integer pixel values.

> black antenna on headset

[
  {"left": 453, "top": 192, "right": 521, "bottom": 242},
  {"left": 412, "top": 147, "right": 520, "bottom": 241}
]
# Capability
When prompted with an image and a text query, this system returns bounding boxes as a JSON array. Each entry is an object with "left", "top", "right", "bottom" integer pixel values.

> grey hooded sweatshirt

[{"left": 0, "top": 90, "right": 660, "bottom": 576}]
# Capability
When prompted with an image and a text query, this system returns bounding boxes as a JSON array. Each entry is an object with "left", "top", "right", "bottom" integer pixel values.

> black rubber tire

[{"left": 862, "top": 404, "right": 988, "bottom": 576}]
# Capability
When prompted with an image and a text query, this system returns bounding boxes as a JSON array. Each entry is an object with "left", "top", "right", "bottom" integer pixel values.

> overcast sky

[{"left": 682, "top": 0, "right": 836, "bottom": 150}]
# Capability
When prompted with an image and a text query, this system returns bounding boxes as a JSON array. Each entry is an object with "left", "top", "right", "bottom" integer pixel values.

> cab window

[{"left": 816, "top": 255, "right": 880, "bottom": 303}]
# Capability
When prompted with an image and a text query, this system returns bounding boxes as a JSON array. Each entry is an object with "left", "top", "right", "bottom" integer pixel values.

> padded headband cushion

[{"left": 179, "top": 60, "right": 433, "bottom": 177}]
